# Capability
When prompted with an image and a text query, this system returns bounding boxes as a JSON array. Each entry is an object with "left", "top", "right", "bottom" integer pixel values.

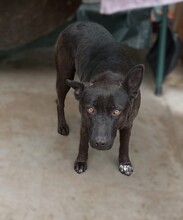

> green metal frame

[
  {"left": 0, "top": 6, "right": 169, "bottom": 96},
  {"left": 155, "top": 5, "right": 168, "bottom": 95}
]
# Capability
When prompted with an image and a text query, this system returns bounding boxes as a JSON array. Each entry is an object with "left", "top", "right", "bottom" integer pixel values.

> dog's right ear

[
  {"left": 124, "top": 64, "right": 144, "bottom": 99},
  {"left": 66, "top": 80, "right": 85, "bottom": 100}
]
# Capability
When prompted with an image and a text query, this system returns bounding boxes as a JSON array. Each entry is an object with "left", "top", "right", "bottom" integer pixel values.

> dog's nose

[
  {"left": 95, "top": 141, "right": 105, "bottom": 147},
  {"left": 94, "top": 136, "right": 108, "bottom": 149}
]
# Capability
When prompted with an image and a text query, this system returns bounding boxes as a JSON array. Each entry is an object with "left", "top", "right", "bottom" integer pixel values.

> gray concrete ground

[{"left": 0, "top": 48, "right": 183, "bottom": 220}]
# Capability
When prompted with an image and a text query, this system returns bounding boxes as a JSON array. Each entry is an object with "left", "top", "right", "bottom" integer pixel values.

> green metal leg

[{"left": 155, "top": 5, "right": 168, "bottom": 96}]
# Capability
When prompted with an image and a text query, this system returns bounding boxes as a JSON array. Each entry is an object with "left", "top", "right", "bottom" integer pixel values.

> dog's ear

[
  {"left": 66, "top": 80, "right": 87, "bottom": 100},
  {"left": 124, "top": 64, "right": 144, "bottom": 99}
]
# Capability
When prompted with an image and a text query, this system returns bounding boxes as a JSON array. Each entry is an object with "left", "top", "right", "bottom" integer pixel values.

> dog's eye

[
  {"left": 112, "top": 109, "right": 121, "bottom": 116},
  {"left": 87, "top": 107, "right": 94, "bottom": 114}
]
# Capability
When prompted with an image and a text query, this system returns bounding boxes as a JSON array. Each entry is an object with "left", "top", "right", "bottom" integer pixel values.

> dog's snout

[
  {"left": 91, "top": 136, "right": 112, "bottom": 150},
  {"left": 95, "top": 137, "right": 106, "bottom": 147}
]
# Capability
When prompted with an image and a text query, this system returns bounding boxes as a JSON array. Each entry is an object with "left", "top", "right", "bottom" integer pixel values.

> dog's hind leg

[{"left": 55, "top": 36, "right": 75, "bottom": 136}]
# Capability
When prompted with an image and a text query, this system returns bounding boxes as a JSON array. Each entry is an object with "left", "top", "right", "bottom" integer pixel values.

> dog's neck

[{"left": 90, "top": 71, "right": 124, "bottom": 87}]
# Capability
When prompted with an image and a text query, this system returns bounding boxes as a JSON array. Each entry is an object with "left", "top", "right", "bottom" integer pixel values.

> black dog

[{"left": 55, "top": 22, "right": 144, "bottom": 175}]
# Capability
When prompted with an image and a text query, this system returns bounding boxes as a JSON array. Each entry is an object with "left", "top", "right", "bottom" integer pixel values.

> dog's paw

[
  {"left": 119, "top": 163, "right": 133, "bottom": 176},
  {"left": 58, "top": 123, "right": 69, "bottom": 136},
  {"left": 74, "top": 161, "right": 87, "bottom": 174}
]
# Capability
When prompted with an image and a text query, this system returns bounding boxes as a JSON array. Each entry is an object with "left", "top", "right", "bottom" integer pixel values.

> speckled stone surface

[{"left": 0, "top": 50, "right": 183, "bottom": 220}]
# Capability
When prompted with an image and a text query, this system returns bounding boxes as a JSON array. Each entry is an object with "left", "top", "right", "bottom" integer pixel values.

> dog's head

[{"left": 67, "top": 64, "right": 144, "bottom": 150}]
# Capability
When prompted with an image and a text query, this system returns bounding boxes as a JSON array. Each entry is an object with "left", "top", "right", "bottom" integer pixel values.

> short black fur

[{"left": 55, "top": 22, "right": 144, "bottom": 175}]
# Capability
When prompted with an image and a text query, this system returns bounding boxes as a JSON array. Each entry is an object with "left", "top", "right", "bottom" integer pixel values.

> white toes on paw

[
  {"left": 74, "top": 162, "right": 87, "bottom": 174},
  {"left": 119, "top": 164, "right": 133, "bottom": 176}
]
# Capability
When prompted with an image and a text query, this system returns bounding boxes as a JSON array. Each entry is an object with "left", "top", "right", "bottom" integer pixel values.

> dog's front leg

[
  {"left": 118, "top": 127, "right": 133, "bottom": 176},
  {"left": 74, "top": 122, "right": 89, "bottom": 174}
]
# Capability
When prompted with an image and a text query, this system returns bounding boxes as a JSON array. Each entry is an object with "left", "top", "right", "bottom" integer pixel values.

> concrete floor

[{"left": 0, "top": 49, "right": 183, "bottom": 220}]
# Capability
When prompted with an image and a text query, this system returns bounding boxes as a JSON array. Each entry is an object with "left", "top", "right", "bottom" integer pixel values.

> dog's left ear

[
  {"left": 66, "top": 80, "right": 90, "bottom": 100},
  {"left": 124, "top": 64, "right": 144, "bottom": 99}
]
